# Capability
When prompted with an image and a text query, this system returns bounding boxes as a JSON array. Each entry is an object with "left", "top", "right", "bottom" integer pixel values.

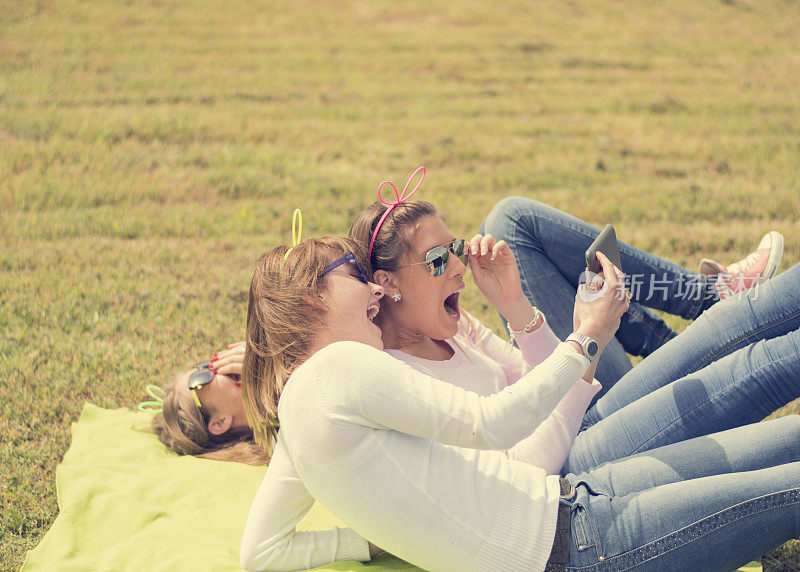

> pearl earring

[{"left": 391, "top": 292, "right": 402, "bottom": 302}]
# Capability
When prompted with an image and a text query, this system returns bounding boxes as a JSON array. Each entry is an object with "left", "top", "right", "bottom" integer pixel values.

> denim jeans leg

[
  {"left": 564, "top": 328, "right": 800, "bottom": 474},
  {"left": 567, "top": 452, "right": 800, "bottom": 571},
  {"left": 480, "top": 197, "right": 712, "bottom": 373},
  {"left": 616, "top": 301, "right": 678, "bottom": 357},
  {"left": 567, "top": 416, "right": 800, "bottom": 496},
  {"left": 583, "top": 261, "right": 800, "bottom": 426},
  {"left": 479, "top": 199, "right": 632, "bottom": 386}
]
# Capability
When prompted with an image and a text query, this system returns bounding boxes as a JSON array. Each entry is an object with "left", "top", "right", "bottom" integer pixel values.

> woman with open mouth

[
  {"left": 152, "top": 168, "right": 796, "bottom": 477},
  {"left": 239, "top": 233, "right": 800, "bottom": 572},
  {"left": 351, "top": 167, "right": 784, "bottom": 392},
  {"left": 347, "top": 166, "right": 800, "bottom": 475}
]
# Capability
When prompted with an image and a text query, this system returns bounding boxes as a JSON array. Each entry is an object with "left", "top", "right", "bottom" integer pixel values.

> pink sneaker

[{"left": 698, "top": 231, "right": 784, "bottom": 300}]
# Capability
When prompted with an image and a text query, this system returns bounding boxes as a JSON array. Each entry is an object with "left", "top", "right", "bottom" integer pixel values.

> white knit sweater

[
  {"left": 241, "top": 339, "right": 590, "bottom": 572},
  {"left": 386, "top": 314, "right": 601, "bottom": 474}
]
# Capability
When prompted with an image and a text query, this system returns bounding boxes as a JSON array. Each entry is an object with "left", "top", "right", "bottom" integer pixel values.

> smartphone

[{"left": 585, "top": 224, "right": 622, "bottom": 274}]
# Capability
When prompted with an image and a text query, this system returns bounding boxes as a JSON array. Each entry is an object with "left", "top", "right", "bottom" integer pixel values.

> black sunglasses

[
  {"left": 187, "top": 361, "right": 240, "bottom": 409},
  {"left": 399, "top": 239, "right": 469, "bottom": 277},
  {"left": 322, "top": 253, "right": 370, "bottom": 284},
  {"left": 188, "top": 361, "right": 214, "bottom": 410}
]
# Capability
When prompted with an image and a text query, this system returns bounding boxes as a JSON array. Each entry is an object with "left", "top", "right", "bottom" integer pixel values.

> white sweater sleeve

[
  {"left": 462, "top": 313, "right": 600, "bottom": 474},
  {"left": 240, "top": 434, "right": 371, "bottom": 572},
  {"left": 507, "top": 378, "right": 601, "bottom": 473},
  {"left": 313, "top": 340, "right": 589, "bottom": 451}
]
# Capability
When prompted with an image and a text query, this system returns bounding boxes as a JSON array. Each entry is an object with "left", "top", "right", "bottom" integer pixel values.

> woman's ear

[
  {"left": 207, "top": 414, "right": 233, "bottom": 436},
  {"left": 372, "top": 269, "right": 397, "bottom": 290},
  {"left": 304, "top": 294, "right": 328, "bottom": 312}
]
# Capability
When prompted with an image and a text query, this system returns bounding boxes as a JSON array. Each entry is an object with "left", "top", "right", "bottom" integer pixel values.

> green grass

[{"left": 2, "top": 0, "right": 800, "bottom": 569}]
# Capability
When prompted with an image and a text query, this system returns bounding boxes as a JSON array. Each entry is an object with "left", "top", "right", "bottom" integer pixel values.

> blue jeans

[
  {"left": 480, "top": 197, "right": 718, "bottom": 388},
  {"left": 565, "top": 416, "right": 800, "bottom": 571},
  {"left": 564, "top": 261, "right": 800, "bottom": 474}
]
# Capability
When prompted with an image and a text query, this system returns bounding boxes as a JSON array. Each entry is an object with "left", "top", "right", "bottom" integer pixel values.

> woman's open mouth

[{"left": 443, "top": 291, "right": 461, "bottom": 319}]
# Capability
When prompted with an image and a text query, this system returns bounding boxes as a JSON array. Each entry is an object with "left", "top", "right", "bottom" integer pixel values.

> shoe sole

[{"left": 762, "top": 230, "right": 784, "bottom": 280}]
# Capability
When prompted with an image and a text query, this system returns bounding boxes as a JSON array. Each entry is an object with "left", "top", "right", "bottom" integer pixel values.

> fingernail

[
  {"left": 225, "top": 344, "right": 232, "bottom": 349},
  {"left": 210, "top": 358, "right": 217, "bottom": 365},
  {"left": 481, "top": 248, "right": 487, "bottom": 256},
  {"left": 490, "top": 253, "right": 496, "bottom": 260}
]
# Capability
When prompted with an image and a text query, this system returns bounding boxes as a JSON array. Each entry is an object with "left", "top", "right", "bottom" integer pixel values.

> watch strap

[{"left": 565, "top": 333, "right": 599, "bottom": 364}]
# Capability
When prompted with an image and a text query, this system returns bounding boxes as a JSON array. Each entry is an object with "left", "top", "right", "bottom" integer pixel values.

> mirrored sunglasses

[
  {"left": 188, "top": 361, "right": 214, "bottom": 409},
  {"left": 188, "top": 361, "right": 240, "bottom": 411},
  {"left": 322, "top": 253, "right": 369, "bottom": 284},
  {"left": 401, "top": 238, "right": 469, "bottom": 277}
]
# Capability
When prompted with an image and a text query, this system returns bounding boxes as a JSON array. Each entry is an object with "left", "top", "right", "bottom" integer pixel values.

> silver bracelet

[{"left": 506, "top": 306, "right": 542, "bottom": 350}]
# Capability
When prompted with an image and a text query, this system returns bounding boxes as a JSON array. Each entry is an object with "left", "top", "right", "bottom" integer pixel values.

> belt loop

[{"left": 559, "top": 477, "right": 576, "bottom": 501}]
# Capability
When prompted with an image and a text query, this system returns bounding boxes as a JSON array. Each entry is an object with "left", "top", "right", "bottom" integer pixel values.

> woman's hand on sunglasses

[
  {"left": 467, "top": 234, "right": 529, "bottom": 317},
  {"left": 209, "top": 341, "right": 245, "bottom": 376}
]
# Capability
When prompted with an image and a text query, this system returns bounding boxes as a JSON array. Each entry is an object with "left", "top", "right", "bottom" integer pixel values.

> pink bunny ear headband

[{"left": 368, "top": 166, "right": 426, "bottom": 260}]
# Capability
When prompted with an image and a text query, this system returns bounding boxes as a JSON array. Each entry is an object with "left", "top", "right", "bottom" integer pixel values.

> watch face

[{"left": 587, "top": 341, "right": 599, "bottom": 357}]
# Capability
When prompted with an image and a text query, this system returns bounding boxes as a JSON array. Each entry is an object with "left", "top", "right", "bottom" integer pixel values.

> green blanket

[
  {"left": 23, "top": 404, "right": 417, "bottom": 571},
  {"left": 24, "top": 404, "right": 762, "bottom": 571}
]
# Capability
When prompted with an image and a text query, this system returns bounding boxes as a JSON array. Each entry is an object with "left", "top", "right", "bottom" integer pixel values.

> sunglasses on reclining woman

[
  {"left": 399, "top": 238, "right": 469, "bottom": 277},
  {"left": 187, "top": 361, "right": 240, "bottom": 410}
]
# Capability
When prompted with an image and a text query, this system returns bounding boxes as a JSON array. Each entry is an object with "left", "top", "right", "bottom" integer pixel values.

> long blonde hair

[
  {"left": 151, "top": 370, "right": 269, "bottom": 465},
  {"left": 242, "top": 235, "right": 369, "bottom": 457}
]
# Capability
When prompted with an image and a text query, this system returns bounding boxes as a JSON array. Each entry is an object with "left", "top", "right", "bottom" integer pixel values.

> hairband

[
  {"left": 283, "top": 208, "right": 303, "bottom": 261},
  {"left": 368, "top": 166, "right": 426, "bottom": 260},
  {"left": 138, "top": 384, "right": 165, "bottom": 414},
  {"left": 137, "top": 382, "right": 191, "bottom": 429}
]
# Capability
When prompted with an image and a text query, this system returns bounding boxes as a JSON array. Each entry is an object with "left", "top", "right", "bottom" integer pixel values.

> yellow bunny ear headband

[{"left": 283, "top": 208, "right": 303, "bottom": 261}]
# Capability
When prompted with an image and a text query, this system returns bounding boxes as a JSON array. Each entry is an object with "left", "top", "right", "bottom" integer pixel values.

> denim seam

[
  {"left": 583, "top": 489, "right": 800, "bottom": 571},
  {"left": 509, "top": 212, "right": 537, "bottom": 309},
  {"left": 690, "top": 307, "right": 800, "bottom": 374},
  {"left": 507, "top": 208, "right": 591, "bottom": 244},
  {"left": 629, "top": 349, "right": 800, "bottom": 454},
  {"left": 509, "top": 211, "right": 570, "bottom": 312},
  {"left": 684, "top": 279, "right": 708, "bottom": 321}
]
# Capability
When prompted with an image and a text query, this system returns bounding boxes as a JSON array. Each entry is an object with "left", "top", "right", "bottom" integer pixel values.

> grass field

[{"left": 2, "top": 0, "right": 800, "bottom": 569}]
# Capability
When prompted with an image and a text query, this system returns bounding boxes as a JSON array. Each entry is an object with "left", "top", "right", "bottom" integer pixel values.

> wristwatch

[{"left": 565, "top": 333, "right": 599, "bottom": 364}]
